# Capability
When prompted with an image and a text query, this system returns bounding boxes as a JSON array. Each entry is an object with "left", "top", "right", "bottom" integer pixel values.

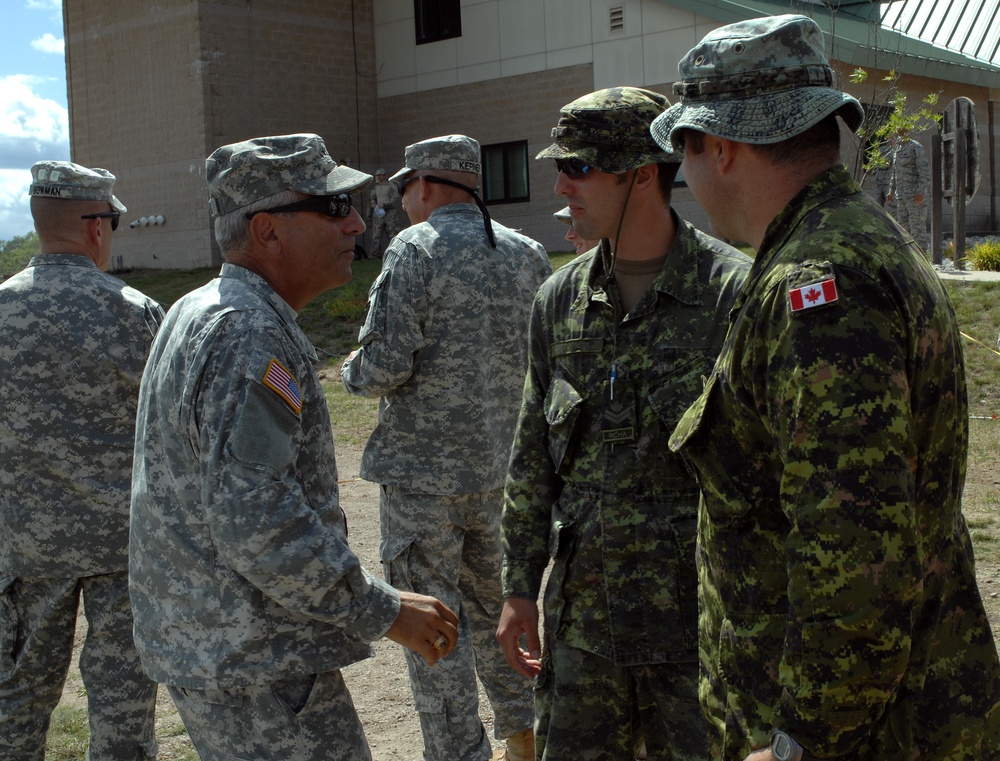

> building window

[
  {"left": 482, "top": 141, "right": 529, "bottom": 204},
  {"left": 415, "top": 0, "right": 462, "bottom": 45}
]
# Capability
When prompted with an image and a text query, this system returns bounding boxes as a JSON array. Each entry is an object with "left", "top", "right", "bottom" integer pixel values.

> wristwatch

[{"left": 770, "top": 729, "right": 816, "bottom": 761}]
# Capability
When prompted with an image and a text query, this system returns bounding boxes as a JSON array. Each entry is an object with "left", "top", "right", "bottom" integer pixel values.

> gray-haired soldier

[
  {"left": 129, "top": 133, "right": 458, "bottom": 761},
  {"left": 0, "top": 161, "right": 162, "bottom": 759},
  {"left": 342, "top": 134, "right": 551, "bottom": 761}
]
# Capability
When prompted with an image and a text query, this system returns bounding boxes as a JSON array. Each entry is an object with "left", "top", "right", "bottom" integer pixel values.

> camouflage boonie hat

[
  {"left": 650, "top": 14, "right": 864, "bottom": 150},
  {"left": 29, "top": 161, "right": 126, "bottom": 212},
  {"left": 553, "top": 206, "right": 572, "bottom": 225},
  {"left": 388, "top": 135, "right": 482, "bottom": 184},
  {"left": 536, "top": 86, "right": 680, "bottom": 172},
  {"left": 206, "top": 133, "right": 373, "bottom": 216}
]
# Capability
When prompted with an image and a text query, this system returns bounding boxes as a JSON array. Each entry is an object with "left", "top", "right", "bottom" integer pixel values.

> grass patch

[{"left": 942, "top": 281, "right": 1000, "bottom": 418}]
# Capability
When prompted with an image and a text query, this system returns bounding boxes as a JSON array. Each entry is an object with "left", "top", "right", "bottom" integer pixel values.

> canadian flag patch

[{"left": 788, "top": 278, "right": 838, "bottom": 312}]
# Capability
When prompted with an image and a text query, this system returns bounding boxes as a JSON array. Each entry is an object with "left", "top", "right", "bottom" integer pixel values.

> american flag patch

[
  {"left": 789, "top": 278, "right": 838, "bottom": 313},
  {"left": 262, "top": 358, "right": 302, "bottom": 414}
]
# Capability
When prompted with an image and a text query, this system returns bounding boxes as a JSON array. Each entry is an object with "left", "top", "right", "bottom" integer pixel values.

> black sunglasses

[
  {"left": 245, "top": 193, "right": 354, "bottom": 220},
  {"left": 393, "top": 175, "right": 421, "bottom": 195},
  {"left": 80, "top": 211, "right": 121, "bottom": 231},
  {"left": 555, "top": 159, "right": 596, "bottom": 180}
]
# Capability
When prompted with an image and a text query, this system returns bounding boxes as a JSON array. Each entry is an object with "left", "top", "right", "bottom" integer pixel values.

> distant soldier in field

[{"left": 367, "top": 168, "right": 404, "bottom": 258}]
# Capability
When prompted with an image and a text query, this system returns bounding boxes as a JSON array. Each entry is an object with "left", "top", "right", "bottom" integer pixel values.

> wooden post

[
  {"left": 931, "top": 134, "right": 942, "bottom": 265},
  {"left": 954, "top": 128, "right": 966, "bottom": 268}
]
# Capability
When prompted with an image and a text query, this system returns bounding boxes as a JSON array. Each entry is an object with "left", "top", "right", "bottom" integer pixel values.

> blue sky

[{"left": 0, "top": 0, "right": 68, "bottom": 241}]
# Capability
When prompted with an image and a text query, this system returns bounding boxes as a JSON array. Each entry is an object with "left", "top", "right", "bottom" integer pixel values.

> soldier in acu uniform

[
  {"left": 0, "top": 161, "right": 162, "bottom": 760},
  {"left": 887, "top": 127, "right": 931, "bottom": 253},
  {"left": 342, "top": 134, "right": 551, "bottom": 761},
  {"left": 652, "top": 14, "right": 1000, "bottom": 761},
  {"left": 366, "top": 168, "right": 404, "bottom": 258},
  {"left": 497, "top": 87, "right": 751, "bottom": 761},
  {"left": 129, "top": 133, "right": 459, "bottom": 761}
]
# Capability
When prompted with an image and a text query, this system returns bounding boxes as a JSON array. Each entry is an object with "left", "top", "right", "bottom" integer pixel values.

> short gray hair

[{"left": 213, "top": 189, "right": 301, "bottom": 258}]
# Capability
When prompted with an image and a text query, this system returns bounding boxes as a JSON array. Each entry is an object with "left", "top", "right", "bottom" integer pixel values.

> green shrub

[{"left": 964, "top": 238, "right": 1000, "bottom": 272}]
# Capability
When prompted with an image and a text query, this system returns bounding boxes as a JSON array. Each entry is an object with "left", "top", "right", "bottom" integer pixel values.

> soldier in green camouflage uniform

[
  {"left": 342, "top": 134, "right": 551, "bottom": 761},
  {"left": 0, "top": 162, "right": 161, "bottom": 760},
  {"left": 498, "top": 87, "right": 751, "bottom": 761},
  {"left": 652, "top": 15, "right": 1000, "bottom": 760},
  {"left": 130, "top": 134, "right": 459, "bottom": 761}
]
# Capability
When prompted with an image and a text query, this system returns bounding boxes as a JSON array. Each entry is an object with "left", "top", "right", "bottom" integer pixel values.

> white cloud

[
  {"left": 26, "top": 0, "right": 63, "bottom": 10},
  {"left": 0, "top": 74, "right": 69, "bottom": 240},
  {"left": 31, "top": 33, "right": 64, "bottom": 55}
]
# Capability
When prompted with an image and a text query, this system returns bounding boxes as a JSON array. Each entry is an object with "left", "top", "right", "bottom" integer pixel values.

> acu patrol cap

[
  {"left": 650, "top": 14, "right": 864, "bottom": 150},
  {"left": 536, "top": 86, "right": 680, "bottom": 173},
  {"left": 388, "top": 135, "right": 482, "bottom": 184},
  {"left": 206, "top": 133, "right": 373, "bottom": 217},
  {"left": 29, "top": 161, "right": 126, "bottom": 212}
]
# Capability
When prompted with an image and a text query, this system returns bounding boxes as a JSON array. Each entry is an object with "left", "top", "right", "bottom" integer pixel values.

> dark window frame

[
  {"left": 482, "top": 140, "right": 530, "bottom": 205},
  {"left": 414, "top": 0, "right": 462, "bottom": 45}
]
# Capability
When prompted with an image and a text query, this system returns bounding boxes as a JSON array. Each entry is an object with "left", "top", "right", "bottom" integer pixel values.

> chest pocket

[
  {"left": 670, "top": 370, "right": 773, "bottom": 525},
  {"left": 543, "top": 373, "right": 584, "bottom": 474}
]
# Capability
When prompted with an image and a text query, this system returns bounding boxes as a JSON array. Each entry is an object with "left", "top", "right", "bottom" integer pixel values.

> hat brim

[
  {"left": 110, "top": 195, "right": 126, "bottom": 213},
  {"left": 293, "top": 164, "right": 373, "bottom": 196},
  {"left": 650, "top": 88, "right": 863, "bottom": 150},
  {"left": 388, "top": 166, "right": 414, "bottom": 185},
  {"left": 535, "top": 142, "right": 679, "bottom": 173}
]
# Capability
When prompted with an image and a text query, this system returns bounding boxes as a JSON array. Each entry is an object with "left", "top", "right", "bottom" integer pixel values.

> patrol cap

[
  {"left": 388, "top": 135, "right": 482, "bottom": 184},
  {"left": 375, "top": 167, "right": 387, "bottom": 175},
  {"left": 29, "top": 161, "right": 126, "bottom": 212},
  {"left": 536, "top": 86, "right": 680, "bottom": 173},
  {"left": 553, "top": 206, "right": 572, "bottom": 226},
  {"left": 206, "top": 133, "right": 373, "bottom": 217},
  {"left": 650, "top": 14, "right": 864, "bottom": 150}
]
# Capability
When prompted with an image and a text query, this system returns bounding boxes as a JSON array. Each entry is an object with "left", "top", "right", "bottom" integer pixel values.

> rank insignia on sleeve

[
  {"left": 262, "top": 358, "right": 302, "bottom": 414},
  {"left": 788, "top": 278, "right": 838, "bottom": 313}
]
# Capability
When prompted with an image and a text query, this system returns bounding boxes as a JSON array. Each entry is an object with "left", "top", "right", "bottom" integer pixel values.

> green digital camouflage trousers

[
  {"left": 381, "top": 486, "right": 535, "bottom": 761},
  {"left": 0, "top": 573, "right": 158, "bottom": 760},
  {"left": 534, "top": 640, "right": 709, "bottom": 761},
  {"left": 168, "top": 671, "right": 370, "bottom": 761}
]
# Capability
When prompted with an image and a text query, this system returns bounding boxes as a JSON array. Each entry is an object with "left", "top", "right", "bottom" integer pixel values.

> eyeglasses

[
  {"left": 393, "top": 176, "right": 421, "bottom": 195},
  {"left": 555, "top": 159, "right": 596, "bottom": 180},
  {"left": 245, "top": 193, "right": 354, "bottom": 220},
  {"left": 80, "top": 211, "right": 121, "bottom": 231}
]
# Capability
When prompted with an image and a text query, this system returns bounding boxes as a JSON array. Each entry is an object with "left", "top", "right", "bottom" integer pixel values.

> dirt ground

[{"left": 60, "top": 420, "right": 498, "bottom": 761}]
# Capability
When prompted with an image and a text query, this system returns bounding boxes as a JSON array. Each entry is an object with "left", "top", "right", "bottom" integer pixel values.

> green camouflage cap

[
  {"left": 553, "top": 206, "right": 572, "bottom": 225},
  {"left": 536, "top": 86, "right": 680, "bottom": 173},
  {"left": 650, "top": 14, "right": 864, "bottom": 150},
  {"left": 388, "top": 135, "right": 482, "bottom": 184},
  {"left": 29, "top": 161, "right": 126, "bottom": 212},
  {"left": 206, "top": 133, "right": 373, "bottom": 217}
]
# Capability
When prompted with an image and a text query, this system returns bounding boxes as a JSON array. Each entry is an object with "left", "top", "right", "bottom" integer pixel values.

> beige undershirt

[{"left": 611, "top": 252, "right": 668, "bottom": 314}]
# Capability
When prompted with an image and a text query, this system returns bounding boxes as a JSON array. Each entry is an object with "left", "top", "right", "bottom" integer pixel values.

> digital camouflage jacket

[
  {"left": 502, "top": 216, "right": 750, "bottom": 664},
  {"left": 0, "top": 254, "right": 163, "bottom": 577},
  {"left": 671, "top": 166, "right": 1000, "bottom": 759},
  {"left": 131, "top": 264, "right": 399, "bottom": 690}
]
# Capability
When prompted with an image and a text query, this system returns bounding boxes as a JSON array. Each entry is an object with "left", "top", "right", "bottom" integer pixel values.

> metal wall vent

[{"left": 610, "top": 5, "right": 625, "bottom": 34}]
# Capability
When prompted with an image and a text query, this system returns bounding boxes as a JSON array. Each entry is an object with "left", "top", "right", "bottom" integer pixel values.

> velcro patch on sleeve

[
  {"left": 788, "top": 277, "right": 838, "bottom": 313},
  {"left": 261, "top": 358, "right": 302, "bottom": 414}
]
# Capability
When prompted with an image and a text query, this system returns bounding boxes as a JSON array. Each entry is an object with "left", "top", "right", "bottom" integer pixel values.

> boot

[{"left": 490, "top": 728, "right": 535, "bottom": 761}]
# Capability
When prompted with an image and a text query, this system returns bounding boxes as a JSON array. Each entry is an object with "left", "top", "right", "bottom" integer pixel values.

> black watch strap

[{"left": 771, "top": 729, "right": 816, "bottom": 761}]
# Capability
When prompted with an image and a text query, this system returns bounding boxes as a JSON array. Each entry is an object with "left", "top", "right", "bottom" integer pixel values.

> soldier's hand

[
  {"left": 496, "top": 597, "right": 541, "bottom": 678},
  {"left": 385, "top": 590, "right": 459, "bottom": 666}
]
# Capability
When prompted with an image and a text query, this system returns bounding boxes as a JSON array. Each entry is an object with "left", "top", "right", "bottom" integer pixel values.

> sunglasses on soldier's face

[
  {"left": 555, "top": 159, "right": 597, "bottom": 180},
  {"left": 246, "top": 193, "right": 354, "bottom": 220},
  {"left": 80, "top": 211, "right": 121, "bottom": 231}
]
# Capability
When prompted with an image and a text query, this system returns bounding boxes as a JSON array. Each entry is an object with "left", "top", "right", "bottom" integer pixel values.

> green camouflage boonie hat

[
  {"left": 650, "top": 14, "right": 864, "bottom": 150},
  {"left": 206, "top": 133, "right": 373, "bottom": 217},
  {"left": 536, "top": 86, "right": 680, "bottom": 173},
  {"left": 29, "top": 161, "right": 126, "bottom": 212},
  {"left": 553, "top": 206, "right": 572, "bottom": 225},
  {"left": 388, "top": 135, "right": 482, "bottom": 184}
]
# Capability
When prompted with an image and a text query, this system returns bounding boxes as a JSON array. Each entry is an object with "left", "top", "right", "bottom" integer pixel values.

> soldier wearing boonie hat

[
  {"left": 654, "top": 15, "right": 1000, "bottom": 760},
  {"left": 1, "top": 159, "right": 162, "bottom": 758},
  {"left": 342, "top": 132, "right": 551, "bottom": 761},
  {"left": 498, "top": 86, "right": 750, "bottom": 761},
  {"left": 131, "top": 133, "right": 461, "bottom": 761}
]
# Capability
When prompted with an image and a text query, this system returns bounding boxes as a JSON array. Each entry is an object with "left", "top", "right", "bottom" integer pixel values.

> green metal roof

[{"left": 663, "top": 0, "right": 1000, "bottom": 89}]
